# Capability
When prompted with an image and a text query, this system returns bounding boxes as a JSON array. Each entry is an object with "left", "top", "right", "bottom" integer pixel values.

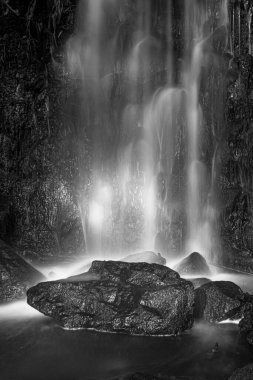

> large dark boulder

[
  {"left": 27, "top": 261, "right": 194, "bottom": 335},
  {"left": 194, "top": 281, "right": 244, "bottom": 322},
  {"left": 0, "top": 240, "right": 45, "bottom": 303},
  {"left": 228, "top": 363, "right": 253, "bottom": 380},
  {"left": 173, "top": 252, "right": 211, "bottom": 276}
]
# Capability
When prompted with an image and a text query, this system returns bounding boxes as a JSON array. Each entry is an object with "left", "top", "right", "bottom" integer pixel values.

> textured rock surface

[
  {"left": 27, "top": 261, "right": 194, "bottom": 335},
  {"left": 194, "top": 281, "right": 244, "bottom": 322},
  {"left": 228, "top": 363, "right": 253, "bottom": 380},
  {"left": 174, "top": 252, "right": 211, "bottom": 276},
  {"left": 0, "top": 240, "right": 45, "bottom": 303},
  {"left": 121, "top": 251, "right": 166, "bottom": 265}
]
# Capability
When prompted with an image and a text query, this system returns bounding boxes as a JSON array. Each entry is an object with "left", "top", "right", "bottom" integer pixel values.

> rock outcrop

[
  {"left": 174, "top": 252, "right": 211, "bottom": 276},
  {"left": 0, "top": 240, "right": 45, "bottom": 303},
  {"left": 27, "top": 261, "right": 194, "bottom": 335}
]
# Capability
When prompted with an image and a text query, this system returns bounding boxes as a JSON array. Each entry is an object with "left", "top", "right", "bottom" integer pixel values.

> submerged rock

[
  {"left": 27, "top": 261, "right": 194, "bottom": 335},
  {"left": 0, "top": 240, "right": 45, "bottom": 303},
  {"left": 121, "top": 251, "right": 166, "bottom": 265},
  {"left": 228, "top": 363, "right": 253, "bottom": 380},
  {"left": 173, "top": 252, "right": 211, "bottom": 276},
  {"left": 194, "top": 281, "right": 243, "bottom": 322}
]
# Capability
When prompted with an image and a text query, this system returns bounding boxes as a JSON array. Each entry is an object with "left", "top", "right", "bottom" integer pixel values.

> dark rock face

[
  {"left": 194, "top": 281, "right": 243, "bottom": 322},
  {"left": 174, "top": 252, "right": 211, "bottom": 276},
  {"left": 228, "top": 363, "right": 253, "bottom": 380},
  {"left": 0, "top": 240, "right": 45, "bottom": 303},
  {"left": 27, "top": 261, "right": 194, "bottom": 335},
  {"left": 187, "top": 277, "right": 211, "bottom": 289},
  {"left": 121, "top": 251, "right": 166, "bottom": 265}
]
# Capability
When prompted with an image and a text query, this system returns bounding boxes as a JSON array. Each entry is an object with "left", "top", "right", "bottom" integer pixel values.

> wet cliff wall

[
  {"left": 220, "top": 0, "right": 253, "bottom": 271},
  {"left": 0, "top": 0, "right": 86, "bottom": 260}
]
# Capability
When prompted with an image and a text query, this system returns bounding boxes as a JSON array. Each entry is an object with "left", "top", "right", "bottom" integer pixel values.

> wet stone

[
  {"left": 194, "top": 281, "right": 244, "bottom": 322},
  {"left": 27, "top": 261, "right": 194, "bottom": 336}
]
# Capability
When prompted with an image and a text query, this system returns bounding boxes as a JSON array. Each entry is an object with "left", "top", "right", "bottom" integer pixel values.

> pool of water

[{"left": 0, "top": 271, "right": 252, "bottom": 380}]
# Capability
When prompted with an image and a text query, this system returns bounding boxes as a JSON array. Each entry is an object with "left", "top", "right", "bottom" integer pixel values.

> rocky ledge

[
  {"left": 0, "top": 240, "right": 45, "bottom": 303},
  {"left": 27, "top": 261, "right": 194, "bottom": 335}
]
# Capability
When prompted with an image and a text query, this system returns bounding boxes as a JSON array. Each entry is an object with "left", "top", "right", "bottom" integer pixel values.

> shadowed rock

[
  {"left": 27, "top": 261, "right": 194, "bottom": 335},
  {"left": 0, "top": 240, "right": 45, "bottom": 303},
  {"left": 174, "top": 252, "right": 211, "bottom": 276},
  {"left": 228, "top": 363, "right": 253, "bottom": 380},
  {"left": 194, "top": 281, "right": 244, "bottom": 322}
]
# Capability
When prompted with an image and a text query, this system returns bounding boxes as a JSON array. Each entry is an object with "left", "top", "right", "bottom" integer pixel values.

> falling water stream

[{"left": 66, "top": 0, "right": 230, "bottom": 262}]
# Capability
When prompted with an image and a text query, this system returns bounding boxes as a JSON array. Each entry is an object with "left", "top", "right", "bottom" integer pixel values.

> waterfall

[
  {"left": 66, "top": 0, "right": 230, "bottom": 261},
  {"left": 184, "top": 0, "right": 229, "bottom": 260}
]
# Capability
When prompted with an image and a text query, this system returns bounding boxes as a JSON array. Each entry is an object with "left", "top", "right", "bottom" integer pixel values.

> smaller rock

[
  {"left": 187, "top": 277, "right": 211, "bottom": 289},
  {"left": 194, "top": 281, "right": 244, "bottom": 322},
  {"left": 121, "top": 251, "right": 166, "bottom": 265},
  {"left": 228, "top": 363, "right": 253, "bottom": 380},
  {"left": 174, "top": 252, "right": 211, "bottom": 276}
]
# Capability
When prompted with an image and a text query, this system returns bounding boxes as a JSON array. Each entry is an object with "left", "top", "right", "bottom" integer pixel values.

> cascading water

[
  {"left": 184, "top": 0, "right": 229, "bottom": 260},
  {"left": 66, "top": 0, "right": 230, "bottom": 262}
]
